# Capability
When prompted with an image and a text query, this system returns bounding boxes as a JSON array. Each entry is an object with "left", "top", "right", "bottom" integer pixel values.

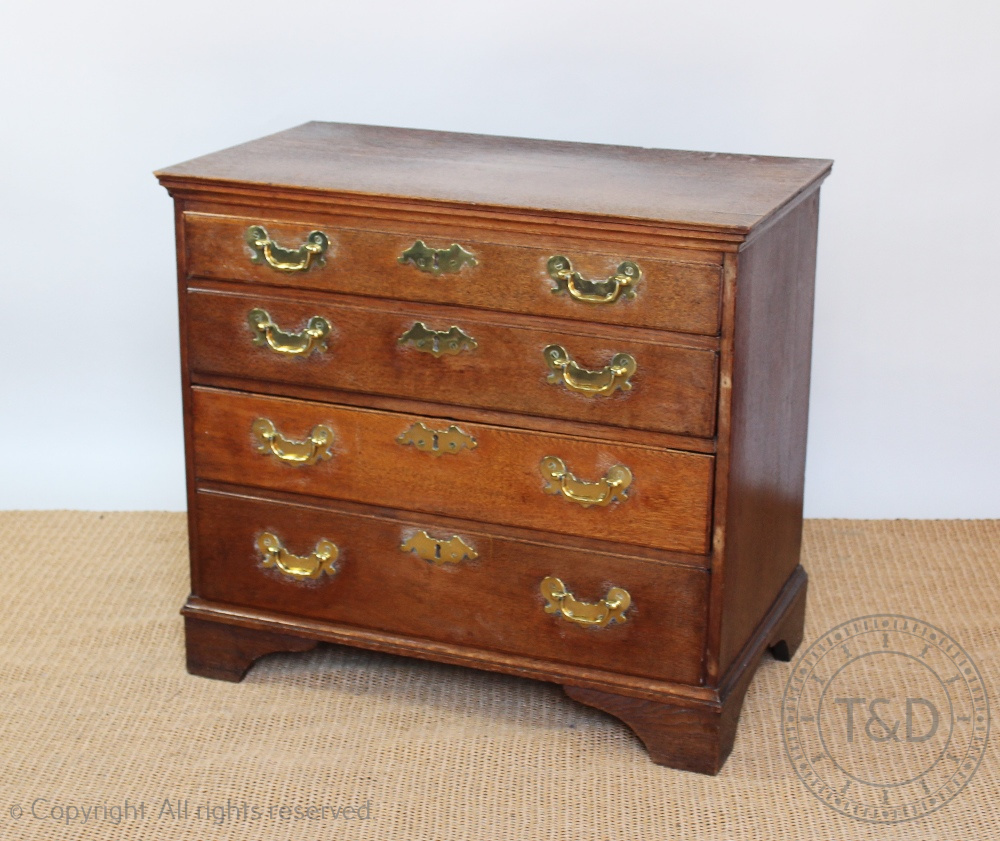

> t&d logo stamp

[{"left": 782, "top": 614, "right": 989, "bottom": 823}]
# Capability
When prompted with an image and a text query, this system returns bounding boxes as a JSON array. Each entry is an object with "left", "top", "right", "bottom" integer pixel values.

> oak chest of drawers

[{"left": 156, "top": 122, "right": 831, "bottom": 774}]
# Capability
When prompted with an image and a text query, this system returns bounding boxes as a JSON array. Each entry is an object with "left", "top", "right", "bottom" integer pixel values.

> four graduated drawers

[{"left": 156, "top": 122, "right": 831, "bottom": 774}]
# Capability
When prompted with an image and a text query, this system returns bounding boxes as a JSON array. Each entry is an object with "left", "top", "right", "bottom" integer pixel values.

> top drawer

[{"left": 182, "top": 212, "right": 723, "bottom": 336}]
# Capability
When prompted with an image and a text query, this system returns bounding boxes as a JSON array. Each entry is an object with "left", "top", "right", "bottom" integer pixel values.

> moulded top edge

[{"left": 155, "top": 122, "right": 833, "bottom": 235}]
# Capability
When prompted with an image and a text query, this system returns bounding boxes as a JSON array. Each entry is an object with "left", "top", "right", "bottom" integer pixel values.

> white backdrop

[{"left": 2, "top": 1, "right": 997, "bottom": 516}]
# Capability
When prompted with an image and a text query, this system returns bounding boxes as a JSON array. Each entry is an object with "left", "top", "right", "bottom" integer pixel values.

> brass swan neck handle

[
  {"left": 539, "top": 456, "right": 632, "bottom": 508},
  {"left": 251, "top": 418, "right": 335, "bottom": 466},
  {"left": 544, "top": 345, "right": 636, "bottom": 396},
  {"left": 540, "top": 577, "right": 631, "bottom": 627},
  {"left": 547, "top": 255, "right": 640, "bottom": 305},
  {"left": 247, "top": 308, "right": 331, "bottom": 357},
  {"left": 257, "top": 532, "right": 339, "bottom": 580},
  {"left": 245, "top": 225, "right": 329, "bottom": 273}
]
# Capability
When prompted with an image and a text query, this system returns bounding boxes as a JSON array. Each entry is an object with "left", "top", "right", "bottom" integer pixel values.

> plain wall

[{"left": 2, "top": 0, "right": 997, "bottom": 516}]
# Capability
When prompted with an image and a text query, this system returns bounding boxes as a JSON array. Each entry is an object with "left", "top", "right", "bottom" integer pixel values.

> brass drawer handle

[
  {"left": 252, "top": 418, "right": 334, "bottom": 466},
  {"left": 398, "top": 322, "right": 477, "bottom": 357},
  {"left": 399, "top": 240, "right": 477, "bottom": 275},
  {"left": 547, "top": 256, "right": 640, "bottom": 304},
  {"left": 245, "top": 225, "right": 329, "bottom": 272},
  {"left": 540, "top": 456, "right": 632, "bottom": 508},
  {"left": 544, "top": 345, "right": 636, "bottom": 396},
  {"left": 397, "top": 421, "right": 477, "bottom": 456},
  {"left": 248, "top": 308, "right": 330, "bottom": 356},
  {"left": 401, "top": 530, "right": 478, "bottom": 565},
  {"left": 258, "top": 532, "right": 339, "bottom": 580},
  {"left": 541, "top": 577, "right": 631, "bottom": 627}
]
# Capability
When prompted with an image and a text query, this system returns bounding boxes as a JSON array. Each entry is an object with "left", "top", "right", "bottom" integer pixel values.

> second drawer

[
  {"left": 186, "top": 287, "right": 719, "bottom": 438},
  {"left": 191, "top": 388, "right": 715, "bottom": 555}
]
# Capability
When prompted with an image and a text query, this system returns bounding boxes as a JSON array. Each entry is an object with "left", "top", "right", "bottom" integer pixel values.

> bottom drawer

[{"left": 193, "top": 488, "right": 709, "bottom": 686}]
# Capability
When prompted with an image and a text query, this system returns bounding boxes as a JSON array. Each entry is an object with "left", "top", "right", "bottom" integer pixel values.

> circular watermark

[{"left": 782, "top": 614, "right": 989, "bottom": 823}]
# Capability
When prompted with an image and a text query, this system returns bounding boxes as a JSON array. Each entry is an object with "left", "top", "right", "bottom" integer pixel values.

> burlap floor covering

[{"left": 0, "top": 512, "right": 996, "bottom": 840}]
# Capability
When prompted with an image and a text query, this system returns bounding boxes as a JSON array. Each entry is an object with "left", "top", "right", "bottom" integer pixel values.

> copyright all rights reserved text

[{"left": 8, "top": 797, "right": 373, "bottom": 826}]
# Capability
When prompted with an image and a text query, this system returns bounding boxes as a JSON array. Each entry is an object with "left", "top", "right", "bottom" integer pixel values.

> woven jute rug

[{"left": 0, "top": 512, "right": 996, "bottom": 840}]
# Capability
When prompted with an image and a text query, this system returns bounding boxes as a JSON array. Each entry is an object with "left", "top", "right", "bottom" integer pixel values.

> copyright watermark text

[{"left": 9, "top": 797, "right": 372, "bottom": 826}]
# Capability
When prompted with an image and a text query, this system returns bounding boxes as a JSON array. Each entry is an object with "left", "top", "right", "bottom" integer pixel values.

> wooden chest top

[{"left": 156, "top": 121, "right": 832, "bottom": 235}]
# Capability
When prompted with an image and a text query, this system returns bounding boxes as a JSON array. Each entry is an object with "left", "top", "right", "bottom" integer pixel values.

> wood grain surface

[
  {"left": 190, "top": 387, "right": 715, "bottom": 555},
  {"left": 158, "top": 122, "right": 831, "bottom": 774},
  {"left": 191, "top": 488, "right": 709, "bottom": 685},
  {"left": 565, "top": 566, "right": 807, "bottom": 773},
  {"left": 157, "top": 122, "right": 832, "bottom": 233},
  {"left": 185, "top": 285, "right": 719, "bottom": 438},
  {"left": 183, "top": 212, "right": 724, "bottom": 335},
  {"left": 713, "top": 192, "right": 820, "bottom": 675}
]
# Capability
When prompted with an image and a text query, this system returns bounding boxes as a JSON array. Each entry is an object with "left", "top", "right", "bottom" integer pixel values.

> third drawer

[{"left": 191, "top": 387, "right": 715, "bottom": 556}]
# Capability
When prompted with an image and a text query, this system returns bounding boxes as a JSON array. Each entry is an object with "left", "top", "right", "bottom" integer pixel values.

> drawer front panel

[
  {"left": 193, "top": 489, "right": 709, "bottom": 685},
  {"left": 186, "top": 288, "right": 719, "bottom": 438},
  {"left": 191, "top": 388, "right": 715, "bottom": 555},
  {"left": 183, "top": 212, "right": 723, "bottom": 336}
]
